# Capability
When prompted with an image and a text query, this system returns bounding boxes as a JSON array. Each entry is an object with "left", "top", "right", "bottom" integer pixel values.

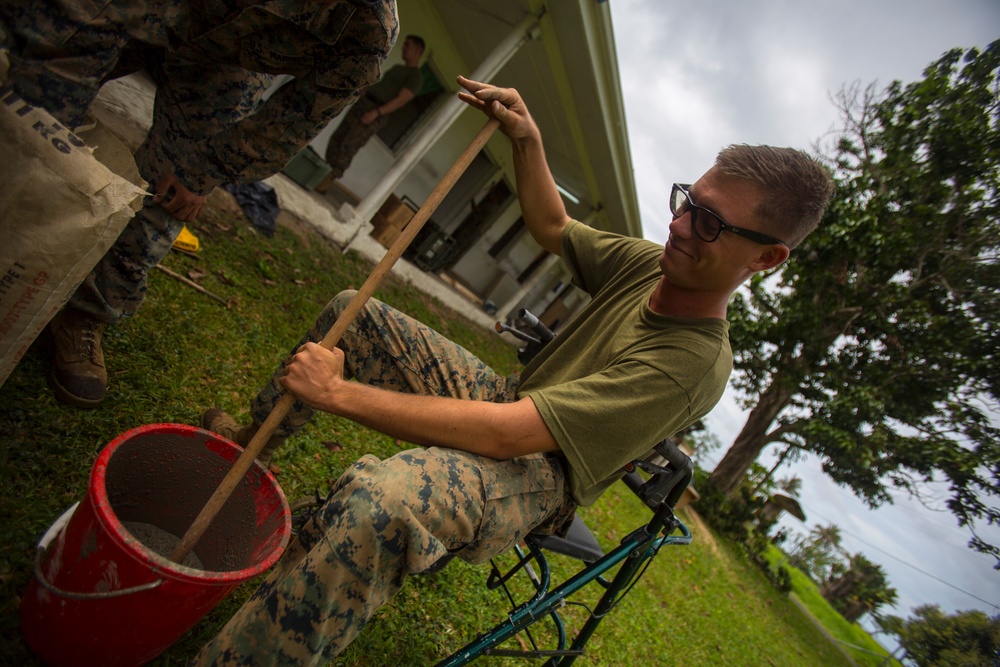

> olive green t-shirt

[
  {"left": 367, "top": 64, "right": 423, "bottom": 103},
  {"left": 517, "top": 221, "right": 732, "bottom": 506}
]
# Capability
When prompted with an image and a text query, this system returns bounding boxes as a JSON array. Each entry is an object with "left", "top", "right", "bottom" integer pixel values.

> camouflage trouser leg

[
  {"left": 67, "top": 201, "right": 180, "bottom": 321},
  {"left": 134, "top": 60, "right": 274, "bottom": 194},
  {"left": 68, "top": 63, "right": 273, "bottom": 323},
  {"left": 248, "top": 290, "right": 518, "bottom": 439},
  {"left": 0, "top": 0, "right": 187, "bottom": 128},
  {"left": 322, "top": 97, "right": 387, "bottom": 181},
  {"left": 1, "top": 0, "right": 271, "bottom": 322},
  {"left": 192, "top": 446, "right": 575, "bottom": 666}
]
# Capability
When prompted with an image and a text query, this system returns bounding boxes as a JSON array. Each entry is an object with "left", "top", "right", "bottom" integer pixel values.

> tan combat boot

[
  {"left": 200, "top": 409, "right": 285, "bottom": 468},
  {"left": 47, "top": 308, "right": 107, "bottom": 408}
]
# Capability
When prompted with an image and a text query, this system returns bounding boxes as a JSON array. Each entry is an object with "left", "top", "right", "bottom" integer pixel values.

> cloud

[{"left": 614, "top": 0, "right": 1000, "bottom": 246}]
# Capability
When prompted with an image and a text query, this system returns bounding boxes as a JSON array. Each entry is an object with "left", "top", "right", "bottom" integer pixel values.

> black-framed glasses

[{"left": 669, "top": 183, "right": 786, "bottom": 246}]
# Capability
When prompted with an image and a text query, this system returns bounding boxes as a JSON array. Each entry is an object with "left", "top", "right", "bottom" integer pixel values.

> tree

[
  {"left": 777, "top": 475, "right": 803, "bottom": 497},
  {"left": 887, "top": 604, "right": 1000, "bottom": 667},
  {"left": 786, "top": 523, "right": 843, "bottom": 581},
  {"left": 710, "top": 42, "right": 1000, "bottom": 564},
  {"left": 749, "top": 444, "right": 806, "bottom": 495},
  {"left": 685, "top": 423, "right": 723, "bottom": 468},
  {"left": 820, "top": 553, "right": 897, "bottom": 623}
]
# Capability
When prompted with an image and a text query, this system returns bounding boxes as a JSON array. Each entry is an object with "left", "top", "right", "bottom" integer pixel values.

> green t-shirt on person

[
  {"left": 367, "top": 64, "right": 423, "bottom": 103},
  {"left": 517, "top": 220, "right": 732, "bottom": 507}
]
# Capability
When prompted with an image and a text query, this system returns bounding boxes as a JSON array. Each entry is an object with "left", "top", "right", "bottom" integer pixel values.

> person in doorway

[
  {"left": 315, "top": 34, "right": 426, "bottom": 194},
  {"left": 0, "top": 0, "right": 397, "bottom": 408},
  {"left": 193, "top": 74, "right": 833, "bottom": 664}
]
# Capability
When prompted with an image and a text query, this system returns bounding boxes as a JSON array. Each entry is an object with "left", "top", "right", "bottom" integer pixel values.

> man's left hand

[
  {"left": 457, "top": 75, "right": 538, "bottom": 142},
  {"left": 154, "top": 172, "right": 207, "bottom": 222},
  {"left": 360, "top": 109, "right": 379, "bottom": 125}
]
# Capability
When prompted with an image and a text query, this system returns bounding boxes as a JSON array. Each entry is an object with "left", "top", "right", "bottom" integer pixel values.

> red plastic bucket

[{"left": 20, "top": 423, "right": 291, "bottom": 666}]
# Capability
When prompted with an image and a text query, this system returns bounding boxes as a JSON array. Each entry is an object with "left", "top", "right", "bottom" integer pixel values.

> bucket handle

[{"left": 33, "top": 502, "right": 164, "bottom": 600}]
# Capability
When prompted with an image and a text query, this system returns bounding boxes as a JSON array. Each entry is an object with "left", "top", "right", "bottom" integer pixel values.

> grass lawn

[
  {"left": 764, "top": 546, "right": 901, "bottom": 666},
  {"left": 2, "top": 194, "right": 859, "bottom": 665}
]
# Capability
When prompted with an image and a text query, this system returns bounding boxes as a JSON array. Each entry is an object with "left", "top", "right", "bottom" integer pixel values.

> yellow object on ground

[{"left": 173, "top": 225, "right": 200, "bottom": 252}]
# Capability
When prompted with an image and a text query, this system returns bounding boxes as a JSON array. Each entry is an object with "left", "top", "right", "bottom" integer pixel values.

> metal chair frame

[{"left": 435, "top": 438, "right": 694, "bottom": 666}]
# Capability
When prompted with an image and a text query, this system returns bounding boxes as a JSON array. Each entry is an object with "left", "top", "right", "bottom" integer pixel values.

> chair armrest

[{"left": 622, "top": 438, "right": 694, "bottom": 511}]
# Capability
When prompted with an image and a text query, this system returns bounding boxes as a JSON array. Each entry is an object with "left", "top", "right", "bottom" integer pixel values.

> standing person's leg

[
  {"left": 203, "top": 290, "right": 518, "bottom": 464},
  {"left": 0, "top": 0, "right": 178, "bottom": 407},
  {"left": 192, "top": 446, "right": 574, "bottom": 666},
  {"left": 70, "top": 61, "right": 274, "bottom": 323},
  {"left": 53, "top": 61, "right": 272, "bottom": 406},
  {"left": 315, "top": 97, "right": 386, "bottom": 193},
  {"left": 0, "top": 0, "right": 146, "bottom": 128}
]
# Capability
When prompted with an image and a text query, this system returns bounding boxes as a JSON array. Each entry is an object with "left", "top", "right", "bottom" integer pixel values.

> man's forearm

[
  {"left": 329, "top": 380, "right": 558, "bottom": 460},
  {"left": 455, "top": 76, "right": 570, "bottom": 255},
  {"left": 376, "top": 88, "right": 415, "bottom": 117},
  {"left": 511, "top": 132, "right": 570, "bottom": 256}
]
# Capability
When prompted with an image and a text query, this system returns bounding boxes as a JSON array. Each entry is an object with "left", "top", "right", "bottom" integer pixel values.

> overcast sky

[{"left": 607, "top": 0, "right": 1000, "bottom": 631}]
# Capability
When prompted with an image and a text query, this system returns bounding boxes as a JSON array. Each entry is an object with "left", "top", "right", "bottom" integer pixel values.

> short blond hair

[{"left": 715, "top": 145, "right": 833, "bottom": 249}]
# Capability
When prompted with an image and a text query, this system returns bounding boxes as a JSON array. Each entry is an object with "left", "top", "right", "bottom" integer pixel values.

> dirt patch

[{"left": 679, "top": 506, "right": 722, "bottom": 556}]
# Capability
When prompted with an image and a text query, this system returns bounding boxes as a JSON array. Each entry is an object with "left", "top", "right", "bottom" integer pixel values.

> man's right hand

[
  {"left": 153, "top": 172, "right": 208, "bottom": 222},
  {"left": 280, "top": 342, "right": 346, "bottom": 414},
  {"left": 457, "top": 75, "right": 539, "bottom": 142}
]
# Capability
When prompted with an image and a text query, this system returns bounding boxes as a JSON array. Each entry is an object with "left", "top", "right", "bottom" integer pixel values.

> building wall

[{"left": 306, "top": 0, "right": 595, "bottom": 326}]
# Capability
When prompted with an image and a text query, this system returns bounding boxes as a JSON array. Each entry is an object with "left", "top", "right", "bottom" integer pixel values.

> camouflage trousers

[
  {"left": 322, "top": 96, "right": 388, "bottom": 183},
  {"left": 0, "top": 0, "right": 271, "bottom": 323},
  {"left": 68, "top": 200, "right": 184, "bottom": 322},
  {"left": 193, "top": 291, "right": 576, "bottom": 665}
]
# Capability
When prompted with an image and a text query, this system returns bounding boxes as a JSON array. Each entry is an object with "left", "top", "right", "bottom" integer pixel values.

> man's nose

[{"left": 669, "top": 211, "right": 694, "bottom": 238}]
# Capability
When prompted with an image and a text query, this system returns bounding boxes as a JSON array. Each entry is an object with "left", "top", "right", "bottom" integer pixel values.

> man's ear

[{"left": 748, "top": 244, "right": 790, "bottom": 272}]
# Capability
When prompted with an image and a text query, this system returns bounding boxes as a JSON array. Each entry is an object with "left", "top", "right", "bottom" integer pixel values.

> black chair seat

[{"left": 529, "top": 512, "right": 604, "bottom": 563}]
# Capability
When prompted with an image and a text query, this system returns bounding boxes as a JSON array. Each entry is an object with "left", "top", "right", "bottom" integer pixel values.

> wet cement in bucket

[
  {"left": 123, "top": 521, "right": 205, "bottom": 570},
  {"left": 108, "top": 432, "right": 255, "bottom": 574}
]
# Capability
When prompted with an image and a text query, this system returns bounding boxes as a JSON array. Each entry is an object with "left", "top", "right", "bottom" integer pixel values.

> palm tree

[
  {"left": 777, "top": 475, "right": 803, "bottom": 498},
  {"left": 786, "top": 523, "right": 844, "bottom": 581}
]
